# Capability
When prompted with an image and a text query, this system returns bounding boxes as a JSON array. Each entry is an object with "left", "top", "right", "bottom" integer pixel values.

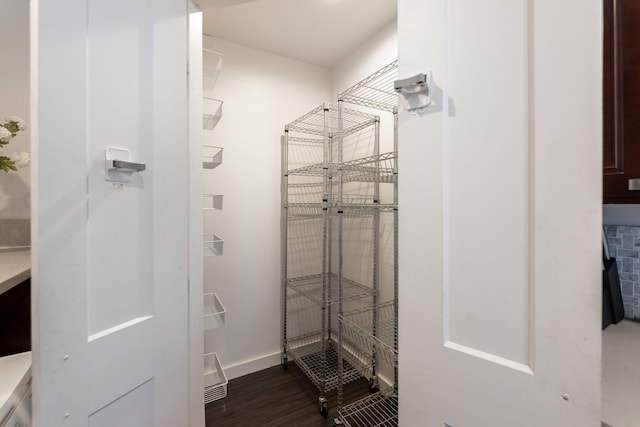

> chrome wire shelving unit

[
  {"left": 282, "top": 102, "right": 381, "bottom": 418},
  {"left": 335, "top": 60, "right": 399, "bottom": 427}
]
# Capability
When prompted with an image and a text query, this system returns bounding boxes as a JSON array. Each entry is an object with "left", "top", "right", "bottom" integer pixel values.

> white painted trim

[
  {"left": 187, "top": 4, "right": 205, "bottom": 427},
  {"left": 377, "top": 372, "right": 393, "bottom": 390},
  {"left": 222, "top": 351, "right": 281, "bottom": 381},
  {"left": 88, "top": 316, "right": 152, "bottom": 342},
  {"left": 444, "top": 341, "right": 534, "bottom": 375}
]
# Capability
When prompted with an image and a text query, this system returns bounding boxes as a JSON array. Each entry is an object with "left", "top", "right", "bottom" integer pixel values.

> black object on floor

[{"left": 603, "top": 257, "right": 625, "bottom": 329}]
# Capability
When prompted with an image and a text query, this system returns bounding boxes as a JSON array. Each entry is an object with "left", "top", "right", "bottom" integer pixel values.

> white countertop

[
  {"left": 0, "top": 248, "right": 30, "bottom": 296},
  {"left": 0, "top": 351, "right": 31, "bottom": 417}
]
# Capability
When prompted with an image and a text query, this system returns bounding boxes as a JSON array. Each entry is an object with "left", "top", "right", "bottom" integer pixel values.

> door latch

[{"left": 394, "top": 71, "right": 432, "bottom": 113}]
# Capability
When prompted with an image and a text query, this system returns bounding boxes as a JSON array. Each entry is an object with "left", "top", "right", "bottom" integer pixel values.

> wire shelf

[
  {"left": 286, "top": 204, "right": 396, "bottom": 221},
  {"left": 286, "top": 152, "right": 396, "bottom": 183},
  {"left": 203, "top": 49, "right": 223, "bottom": 92},
  {"left": 204, "top": 233, "right": 224, "bottom": 256},
  {"left": 342, "top": 205, "right": 397, "bottom": 213},
  {"left": 286, "top": 136, "right": 325, "bottom": 145},
  {"left": 286, "top": 333, "right": 371, "bottom": 392},
  {"left": 204, "top": 352, "right": 228, "bottom": 404},
  {"left": 340, "top": 301, "right": 397, "bottom": 367},
  {"left": 342, "top": 152, "right": 397, "bottom": 183},
  {"left": 203, "top": 97, "right": 223, "bottom": 130},
  {"left": 285, "top": 103, "right": 378, "bottom": 137},
  {"left": 203, "top": 194, "right": 223, "bottom": 210},
  {"left": 337, "top": 387, "right": 398, "bottom": 427},
  {"left": 203, "top": 145, "right": 223, "bottom": 169},
  {"left": 338, "top": 60, "right": 399, "bottom": 113},
  {"left": 204, "top": 293, "right": 226, "bottom": 329},
  {"left": 287, "top": 162, "right": 333, "bottom": 177},
  {"left": 286, "top": 274, "right": 374, "bottom": 306},
  {"left": 286, "top": 203, "right": 325, "bottom": 220}
]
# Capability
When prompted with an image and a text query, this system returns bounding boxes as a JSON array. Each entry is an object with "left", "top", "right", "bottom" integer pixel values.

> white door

[
  {"left": 31, "top": 1, "right": 192, "bottom": 426},
  {"left": 398, "top": 0, "right": 602, "bottom": 426}
]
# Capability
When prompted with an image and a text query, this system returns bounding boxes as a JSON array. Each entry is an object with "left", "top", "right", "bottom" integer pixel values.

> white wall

[
  {"left": 203, "top": 38, "right": 332, "bottom": 378},
  {"left": 205, "top": 19, "right": 399, "bottom": 381},
  {"left": 331, "top": 20, "right": 397, "bottom": 102},
  {"left": 0, "top": 0, "right": 30, "bottom": 219}
]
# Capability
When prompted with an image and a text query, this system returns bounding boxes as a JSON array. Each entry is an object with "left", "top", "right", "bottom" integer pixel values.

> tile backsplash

[
  {"left": 0, "top": 219, "right": 30, "bottom": 248},
  {"left": 605, "top": 225, "right": 640, "bottom": 320}
]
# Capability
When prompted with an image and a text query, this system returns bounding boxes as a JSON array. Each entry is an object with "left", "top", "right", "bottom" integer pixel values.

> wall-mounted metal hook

[{"left": 394, "top": 71, "right": 432, "bottom": 113}]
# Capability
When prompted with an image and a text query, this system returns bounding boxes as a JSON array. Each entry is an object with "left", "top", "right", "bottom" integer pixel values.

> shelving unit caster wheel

[
  {"left": 282, "top": 354, "right": 288, "bottom": 370},
  {"left": 319, "top": 398, "right": 328, "bottom": 419},
  {"left": 368, "top": 377, "right": 379, "bottom": 392}
]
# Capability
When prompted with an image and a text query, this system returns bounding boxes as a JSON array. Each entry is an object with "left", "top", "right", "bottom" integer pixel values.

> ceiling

[{"left": 198, "top": 0, "right": 397, "bottom": 69}]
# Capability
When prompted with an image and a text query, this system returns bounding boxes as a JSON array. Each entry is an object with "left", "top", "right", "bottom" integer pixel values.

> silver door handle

[
  {"left": 105, "top": 146, "right": 145, "bottom": 185},
  {"left": 394, "top": 71, "right": 432, "bottom": 112},
  {"left": 111, "top": 159, "right": 146, "bottom": 173},
  {"left": 629, "top": 179, "right": 640, "bottom": 190}
]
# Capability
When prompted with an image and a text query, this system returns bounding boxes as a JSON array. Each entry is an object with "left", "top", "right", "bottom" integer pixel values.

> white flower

[
  {"left": 0, "top": 127, "right": 12, "bottom": 143},
  {"left": 5, "top": 116, "right": 26, "bottom": 131},
  {"left": 10, "top": 152, "right": 29, "bottom": 168}
]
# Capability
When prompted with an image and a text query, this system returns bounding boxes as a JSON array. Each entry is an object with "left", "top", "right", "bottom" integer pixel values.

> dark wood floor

[{"left": 205, "top": 364, "right": 371, "bottom": 427}]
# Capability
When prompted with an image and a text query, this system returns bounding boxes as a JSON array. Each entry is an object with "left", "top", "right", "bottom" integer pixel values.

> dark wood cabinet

[
  {"left": 0, "top": 279, "right": 30, "bottom": 357},
  {"left": 603, "top": 0, "right": 640, "bottom": 203}
]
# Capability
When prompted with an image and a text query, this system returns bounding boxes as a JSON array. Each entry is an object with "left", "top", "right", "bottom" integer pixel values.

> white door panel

[
  {"left": 446, "top": 0, "right": 531, "bottom": 368},
  {"left": 398, "top": 0, "right": 601, "bottom": 425},
  {"left": 33, "top": 0, "right": 190, "bottom": 426},
  {"left": 86, "top": 0, "right": 154, "bottom": 336}
]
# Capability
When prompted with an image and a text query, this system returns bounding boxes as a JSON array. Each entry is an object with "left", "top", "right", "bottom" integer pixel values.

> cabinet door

[{"left": 603, "top": 0, "right": 640, "bottom": 202}]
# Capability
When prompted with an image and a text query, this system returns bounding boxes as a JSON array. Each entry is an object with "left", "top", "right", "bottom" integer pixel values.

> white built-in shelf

[
  {"left": 204, "top": 352, "right": 228, "bottom": 403},
  {"left": 203, "top": 49, "right": 223, "bottom": 92},
  {"left": 204, "top": 293, "right": 226, "bottom": 329},
  {"left": 203, "top": 145, "right": 223, "bottom": 169},
  {"left": 203, "top": 194, "right": 223, "bottom": 211},
  {"left": 203, "top": 97, "right": 223, "bottom": 130},
  {"left": 204, "top": 233, "right": 224, "bottom": 256}
]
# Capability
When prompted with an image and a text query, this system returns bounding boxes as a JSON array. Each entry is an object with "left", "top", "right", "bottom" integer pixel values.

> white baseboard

[
  {"left": 377, "top": 372, "right": 393, "bottom": 389},
  {"left": 222, "top": 350, "right": 282, "bottom": 381}
]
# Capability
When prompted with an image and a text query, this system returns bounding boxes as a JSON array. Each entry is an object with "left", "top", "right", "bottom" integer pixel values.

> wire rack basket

[
  {"left": 204, "top": 293, "right": 226, "bottom": 330},
  {"left": 203, "top": 194, "right": 223, "bottom": 210},
  {"left": 203, "top": 98, "right": 223, "bottom": 130},
  {"left": 204, "top": 352, "right": 228, "bottom": 404},
  {"left": 204, "top": 233, "right": 224, "bottom": 256},
  {"left": 339, "top": 301, "right": 397, "bottom": 367},
  {"left": 285, "top": 332, "right": 372, "bottom": 392},
  {"left": 342, "top": 152, "right": 397, "bottom": 183},
  {"left": 202, "top": 145, "right": 223, "bottom": 170},
  {"left": 203, "top": 49, "right": 223, "bottom": 92},
  {"left": 337, "top": 387, "right": 398, "bottom": 427}
]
